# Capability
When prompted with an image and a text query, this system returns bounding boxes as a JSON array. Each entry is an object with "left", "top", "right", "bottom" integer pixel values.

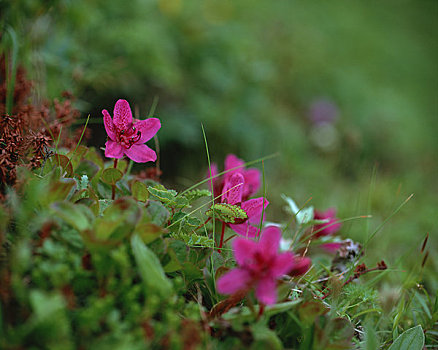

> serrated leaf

[
  {"left": 388, "top": 325, "right": 424, "bottom": 350},
  {"left": 171, "top": 232, "right": 214, "bottom": 248},
  {"left": 205, "top": 203, "right": 248, "bottom": 224},
  {"left": 131, "top": 180, "right": 149, "bottom": 202},
  {"left": 131, "top": 234, "right": 173, "bottom": 297},
  {"left": 147, "top": 185, "right": 189, "bottom": 208},
  {"left": 101, "top": 168, "right": 123, "bottom": 185},
  {"left": 183, "top": 189, "right": 212, "bottom": 202}
]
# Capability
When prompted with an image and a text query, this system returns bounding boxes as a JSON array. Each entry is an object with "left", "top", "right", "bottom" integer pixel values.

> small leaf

[
  {"left": 171, "top": 232, "right": 214, "bottom": 248},
  {"left": 281, "top": 194, "right": 314, "bottom": 225},
  {"left": 75, "top": 160, "right": 100, "bottom": 179},
  {"left": 51, "top": 154, "right": 73, "bottom": 177},
  {"left": 388, "top": 325, "right": 424, "bottom": 350},
  {"left": 146, "top": 200, "right": 170, "bottom": 226},
  {"left": 51, "top": 201, "right": 94, "bottom": 232},
  {"left": 131, "top": 180, "right": 149, "bottom": 202},
  {"left": 148, "top": 185, "right": 189, "bottom": 208},
  {"left": 101, "top": 168, "right": 123, "bottom": 185},
  {"left": 131, "top": 234, "right": 173, "bottom": 297},
  {"left": 183, "top": 189, "right": 212, "bottom": 202},
  {"left": 205, "top": 203, "right": 247, "bottom": 224}
]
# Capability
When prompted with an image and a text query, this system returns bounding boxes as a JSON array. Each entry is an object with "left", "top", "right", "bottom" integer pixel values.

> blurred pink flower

[
  {"left": 208, "top": 154, "right": 260, "bottom": 201},
  {"left": 222, "top": 173, "right": 268, "bottom": 238},
  {"left": 217, "top": 226, "right": 311, "bottom": 305},
  {"left": 103, "top": 99, "right": 161, "bottom": 163},
  {"left": 313, "top": 208, "right": 341, "bottom": 238}
]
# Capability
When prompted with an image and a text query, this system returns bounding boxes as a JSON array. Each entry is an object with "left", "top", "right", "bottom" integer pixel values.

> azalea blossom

[
  {"left": 103, "top": 99, "right": 161, "bottom": 163},
  {"left": 222, "top": 172, "right": 268, "bottom": 238},
  {"left": 217, "top": 226, "right": 311, "bottom": 305},
  {"left": 313, "top": 207, "right": 341, "bottom": 238},
  {"left": 208, "top": 154, "right": 260, "bottom": 201}
]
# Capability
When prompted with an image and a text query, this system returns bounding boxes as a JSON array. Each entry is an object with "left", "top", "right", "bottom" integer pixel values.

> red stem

[
  {"left": 111, "top": 159, "right": 118, "bottom": 200},
  {"left": 218, "top": 222, "right": 226, "bottom": 253}
]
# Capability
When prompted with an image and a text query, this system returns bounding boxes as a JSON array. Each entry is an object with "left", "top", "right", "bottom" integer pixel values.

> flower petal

[
  {"left": 259, "top": 226, "right": 281, "bottom": 257},
  {"left": 224, "top": 154, "right": 245, "bottom": 178},
  {"left": 233, "top": 237, "right": 258, "bottom": 266},
  {"left": 105, "top": 140, "right": 124, "bottom": 159},
  {"left": 255, "top": 277, "right": 277, "bottom": 305},
  {"left": 113, "top": 99, "right": 133, "bottom": 131},
  {"left": 229, "top": 222, "right": 260, "bottom": 238},
  {"left": 135, "top": 118, "right": 161, "bottom": 143},
  {"left": 217, "top": 268, "right": 251, "bottom": 295},
  {"left": 222, "top": 173, "right": 244, "bottom": 205},
  {"left": 124, "top": 144, "right": 157, "bottom": 163},
  {"left": 288, "top": 256, "right": 311, "bottom": 276},
  {"left": 241, "top": 197, "right": 269, "bottom": 224},
  {"left": 102, "top": 109, "right": 117, "bottom": 140},
  {"left": 243, "top": 168, "right": 261, "bottom": 198},
  {"left": 271, "top": 252, "right": 296, "bottom": 278}
]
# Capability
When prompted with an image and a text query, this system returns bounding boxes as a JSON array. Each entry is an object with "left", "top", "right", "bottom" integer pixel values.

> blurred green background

[{"left": 2, "top": 0, "right": 437, "bottom": 288}]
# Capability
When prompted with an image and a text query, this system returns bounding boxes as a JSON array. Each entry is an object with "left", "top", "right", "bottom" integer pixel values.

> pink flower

[
  {"left": 222, "top": 173, "right": 268, "bottom": 238},
  {"left": 217, "top": 226, "right": 311, "bottom": 305},
  {"left": 313, "top": 208, "right": 341, "bottom": 238},
  {"left": 103, "top": 99, "right": 161, "bottom": 163},
  {"left": 208, "top": 154, "right": 260, "bottom": 201}
]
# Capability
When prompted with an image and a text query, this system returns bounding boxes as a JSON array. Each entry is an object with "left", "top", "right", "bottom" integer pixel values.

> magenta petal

[
  {"left": 105, "top": 140, "right": 124, "bottom": 159},
  {"left": 233, "top": 237, "right": 257, "bottom": 266},
  {"left": 243, "top": 168, "right": 261, "bottom": 197},
  {"left": 124, "top": 144, "right": 157, "bottom": 163},
  {"left": 113, "top": 99, "right": 133, "bottom": 131},
  {"left": 241, "top": 197, "right": 269, "bottom": 224},
  {"left": 102, "top": 109, "right": 117, "bottom": 140},
  {"left": 289, "top": 256, "right": 311, "bottom": 276},
  {"left": 255, "top": 278, "right": 277, "bottom": 305},
  {"left": 217, "top": 268, "right": 251, "bottom": 295},
  {"left": 259, "top": 226, "right": 281, "bottom": 256},
  {"left": 229, "top": 223, "right": 260, "bottom": 238},
  {"left": 224, "top": 154, "right": 245, "bottom": 178},
  {"left": 222, "top": 173, "right": 244, "bottom": 205},
  {"left": 321, "top": 243, "right": 343, "bottom": 252},
  {"left": 271, "top": 252, "right": 296, "bottom": 277},
  {"left": 136, "top": 118, "right": 161, "bottom": 143}
]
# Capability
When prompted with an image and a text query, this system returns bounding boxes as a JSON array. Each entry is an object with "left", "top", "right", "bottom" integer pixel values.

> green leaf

[
  {"left": 101, "top": 168, "right": 123, "bottom": 185},
  {"left": 171, "top": 232, "right": 214, "bottom": 248},
  {"left": 183, "top": 189, "right": 212, "bottom": 202},
  {"left": 281, "top": 194, "right": 315, "bottom": 225},
  {"left": 131, "top": 180, "right": 149, "bottom": 202},
  {"left": 146, "top": 200, "right": 170, "bottom": 226},
  {"left": 51, "top": 154, "right": 74, "bottom": 178},
  {"left": 131, "top": 234, "right": 173, "bottom": 297},
  {"left": 147, "top": 185, "right": 189, "bottom": 208},
  {"left": 205, "top": 203, "right": 247, "bottom": 224},
  {"left": 388, "top": 325, "right": 424, "bottom": 350},
  {"left": 75, "top": 160, "right": 100, "bottom": 179},
  {"left": 51, "top": 201, "right": 94, "bottom": 232}
]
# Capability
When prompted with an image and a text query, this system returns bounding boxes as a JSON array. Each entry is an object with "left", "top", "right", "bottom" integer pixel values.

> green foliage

[
  {"left": 206, "top": 203, "right": 248, "bottom": 224},
  {"left": 388, "top": 325, "right": 424, "bottom": 350}
]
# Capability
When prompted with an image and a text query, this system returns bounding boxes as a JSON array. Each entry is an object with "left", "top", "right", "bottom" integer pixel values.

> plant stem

[
  {"left": 112, "top": 159, "right": 118, "bottom": 200},
  {"left": 218, "top": 222, "right": 226, "bottom": 253}
]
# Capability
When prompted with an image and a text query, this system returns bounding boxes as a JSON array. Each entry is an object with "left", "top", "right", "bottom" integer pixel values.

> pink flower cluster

[{"left": 217, "top": 226, "right": 311, "bottom": 305}]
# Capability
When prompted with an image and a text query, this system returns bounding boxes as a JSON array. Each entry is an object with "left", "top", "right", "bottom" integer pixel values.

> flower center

[{"left": 117, "top": 125, "right": 141, "bottom": 149}]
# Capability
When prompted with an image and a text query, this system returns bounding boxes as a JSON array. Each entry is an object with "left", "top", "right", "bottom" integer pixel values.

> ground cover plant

[
  {"left": 0, "top": 71, "right": 436, "bottom": 348},
  {"left": 1, "top": 2, "right": 437, "bottom": 349}
]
